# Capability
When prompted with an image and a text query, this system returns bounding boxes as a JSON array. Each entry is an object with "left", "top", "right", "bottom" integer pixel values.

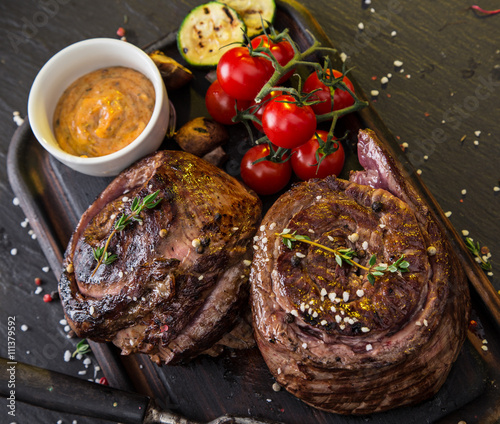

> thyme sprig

[
  {"left": 278, "top": 230, "right": 409, "bottom": 285},
  {"left": 72, "top": 339, "right": 91, "bottom": 358},
  {"left": 465, "top": 237, "right": 492, "bottom": 272},
  {"left": 90, "top": 190, "right": 162, "bottom": 276}
]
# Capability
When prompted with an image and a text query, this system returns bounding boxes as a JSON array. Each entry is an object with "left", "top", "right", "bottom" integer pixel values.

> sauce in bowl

[{"left": 53, "top": 66, "right": 155, "bottom": 157}]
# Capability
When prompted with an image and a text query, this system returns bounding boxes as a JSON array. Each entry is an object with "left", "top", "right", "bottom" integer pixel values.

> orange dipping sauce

[{"left": 53, "top": 66, "right": 155, "bottom": 157}]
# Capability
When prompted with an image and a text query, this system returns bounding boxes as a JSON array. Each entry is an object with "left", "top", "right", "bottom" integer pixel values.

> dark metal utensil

[{"left": 0, "top": 357, "right": 278, "bottom": 424}]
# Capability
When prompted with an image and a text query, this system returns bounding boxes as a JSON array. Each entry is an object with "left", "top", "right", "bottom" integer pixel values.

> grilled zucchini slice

[
  {"left": 177, "top": 2, "right": 246, "bottom": 67},
  {"left": 220, "top": 0, "right": 276, "bottom": 37}
]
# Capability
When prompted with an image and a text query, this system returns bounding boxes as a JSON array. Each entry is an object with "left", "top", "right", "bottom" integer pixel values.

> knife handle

[{"left": 0, "top": 357, "right": 150, "bottom": 424}]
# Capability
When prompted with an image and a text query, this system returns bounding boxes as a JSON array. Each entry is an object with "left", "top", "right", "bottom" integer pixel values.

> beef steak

[
  {"left": 59, "top": 150, "right": 261, "bottom": 364},
  {"left": 250, "top": 129, "right": 469, "bottom": 414}
]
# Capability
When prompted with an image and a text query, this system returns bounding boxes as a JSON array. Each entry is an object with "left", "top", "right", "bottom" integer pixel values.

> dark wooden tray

[{"left": 7, "top": 1, "right": 500, "bottom": 423}]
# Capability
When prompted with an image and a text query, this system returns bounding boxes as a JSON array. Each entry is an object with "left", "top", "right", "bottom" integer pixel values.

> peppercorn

[{"left": 371, "top": 201, "right": 383, "bottom": 212}]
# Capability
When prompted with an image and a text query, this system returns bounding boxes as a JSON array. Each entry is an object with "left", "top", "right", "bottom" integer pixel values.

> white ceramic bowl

[{"left": 28, "top": 38, "right": 169, "bottom": 177}]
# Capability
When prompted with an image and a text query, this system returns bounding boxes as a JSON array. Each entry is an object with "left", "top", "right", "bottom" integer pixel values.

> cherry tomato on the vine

[
  {"left": 205, "top": 79, "right": 251, "bottom": 125},
  {"left": 303, "top": 69, "right": 355, "bottom": 116},
  {"left": 291, "top": 130, "right": 345, "bottom": 180},
  {"left": 240, "top": 144, "right": 291, "bottom": 196},
  {"left": 217, "top": 46, "right": 273, "bottom": 101},
  {"left": 250, "top": 35, "right": 295, "bottom": 84},
  {"left": 262, "top": 94, "right": 317, "bottom": 149}
]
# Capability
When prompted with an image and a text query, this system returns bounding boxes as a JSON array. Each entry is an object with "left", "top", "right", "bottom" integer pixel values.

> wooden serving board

[{"left": 7, "top": 1, "right": 500, "bottom": 423}]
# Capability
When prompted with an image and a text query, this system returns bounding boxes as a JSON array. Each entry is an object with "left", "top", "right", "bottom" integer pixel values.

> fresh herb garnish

[
  {"left": 277, "top": 229, "right": 409, "bottom": 285},
  {"left": 91, "top": 190, "right": 162, "bottom": 276},
  {"left": 465, "top": 237, "right": 492, "bottom": 272},
  {"left": 72, "top": 339, "right": 91, "bottom": 358}
]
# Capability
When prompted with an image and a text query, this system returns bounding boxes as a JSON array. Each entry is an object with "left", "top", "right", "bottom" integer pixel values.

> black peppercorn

[{"left": 371, "top": 201, "right": 383, "bottom": 212}]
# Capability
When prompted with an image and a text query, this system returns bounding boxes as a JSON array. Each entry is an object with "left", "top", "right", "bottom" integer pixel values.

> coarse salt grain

[
  {"left": 13, "top": 197, "right": 20, "bottom": 206},
  {"left": 381, "top": 76, "right": 389, "bottom": 85},
  {"left": 362, "top": 241, "right": 369, "bottom": 250},
  {"left": 474, "top": 130, "right": 481, "bottom": 137},
  {"left": 269, "top": 222, "right": 276, "bottom": 230},
  {"left": 60, "top": 319, "right": 68, "bottom": 325},
  {"left": 296, "top": 252, "right": 306, "bottom": 258},
  {"left": 423, "top": 319, "right": 428, "bottom": 327},
  {"left": 427, "top": 246, "right": 437, "bottom": 256},
  {"left": 482, "top": 345, "right": 489, "bottom": 351},
  {"left": 302, "top": 343, "right": 308, "bottom": 349},
  {"left": 343, "top": 291, "right": 350, "bottom": 302},
  {"left": 474, "top": 140, "right": 479, "bottom": 146},
  {"left": 461, "top": 189, "right": 467, "bottom": 195},
  {"left": 361, "top": 327, "right": 370, "bottom": 333},
  {"left": 371, "top": 89, "right": 380, "bottom": 97},
  {"left": 356, "top": 289, "right": 365, "bottom": 297},
  {"left": 21, "top": 324, "right": 28, "bottom": 331},
  {"left": 10, "top": 248, "right": 17, "bottom": 256},
  {"left": 417, "top": 169, "right": 422, "bottom": 175},
  {"left": 243, "top": 260, "right": 252, "bottom": 267},
  {"left": 328, "top": 292, "right": 336, "bottom": 302},
  {"left": 308, "top": 228, "right": 315, "bottom": 234},
  {"left": 445, "top": 211, "right": 452, "bottom": 217},
  {"left": 35, "top": 286, "right": 43, "bottom": 295},
  {"left": 358, "top": 22, "right": 365, "bottom": 30},
  {"left": 320, "top": 288, "right": 328, "bottom": 297},
  {"left": 394, "top": 60, "right": 403, "bottom": 67},
  {"left": 340, "top": 52, "right": 348, "bottom": 62},
  {"left": 291, "top": 309, "right": 298, "bottom": 317},
  {"left": 259, "top": 225, "right": 266, "bottom": 232},
  {"left": 462, "top": 230, "right": 469, "bottom": 236},
  {"left": 366, "top": 344, "right": 373, "bottom": 351},
  {"left": 64, "top": 350, "right": 72, "bottom": 362},
  {"left": 391, "top": 30, "right": 397, "bottom": 37},
  {"left": 494, "top": 186, "right": 500, "bottom": 192},
  {"left": 348, "top": 233, "right": 359, "bottom": 243}
]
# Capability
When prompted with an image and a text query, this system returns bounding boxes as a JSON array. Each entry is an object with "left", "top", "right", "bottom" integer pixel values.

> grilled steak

[
  {"left": 250, "top": 129, "right": 469, "bottom": 414},
  {"left": 59, "top": 150, "right": 261, "bottom": 364}
]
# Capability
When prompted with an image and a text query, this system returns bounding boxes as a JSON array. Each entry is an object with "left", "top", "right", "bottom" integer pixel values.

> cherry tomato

[
  {"left": 217, "top": 46, "right": 273, "bottom": 101},
  {"left": 303, "top": 69, "right": 355, "bottom": 115},
  {"left": 250, "top": 35, "right": 295, "bottom": 83},
  {"left": 262, "top": 94, "right": 317, "bottom": 149},
  {"left": 291, "top": 130, "right": 345, "bottom": 180},
  {"left": 240, "top": 144, "right": 292, "bottom": 195},
  {"left": 249, "top": 89, "right": 283, "bottom": 132},
  {"left": 205, "top": 79, "right": 251, "bottom": 125}
]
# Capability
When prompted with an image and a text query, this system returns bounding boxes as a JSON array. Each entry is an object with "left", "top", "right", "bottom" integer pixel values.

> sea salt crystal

[
  {"left": 343, "top": 291, "right": 350, "bottom": 302},
  {"left": 474, "top": 130, "right": 481, "bottom": 137},
  {"left": 10, "top": 248, "right": 17, "bottom": 256},
  {"left": 391, "top": 30, "right": 397, "bottom": 37},
  {"left": 362, "top": 241, "right": 369, "bottom": 250},
  {"left": 356, "top": 289, "right": 365, "bottom": 298},
  {"left": 64, "top": 350, "right": 72, "bottom": 362},
  {"left": 21, "top": 324, "right": 28, "bottom": 331},
  {"left": 12, "top": 197, "right": 20, "bottom": 206},
  {"left": 381, "top": 76, "right": 389, "bottom": 85},
  {"left": 394, "top": 60, "right": 403, "bottom": 68},
  {"left": 366, "top": 344, "right": 373, "bottom": 351},
  {"left": 462, "top": 230, "right": 469, "bottom": 236},
  {"left": 445, "top": 211, "right": 452, "bottom": 217},
  {"left": 358, "top": 22, "right": 365, "bottom": 30}
]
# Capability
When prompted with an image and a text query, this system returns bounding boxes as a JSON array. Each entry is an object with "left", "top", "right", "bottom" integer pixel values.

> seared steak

[
  {"left": 59, "top": 150, "right": 261, "bottom": 364},
  {"left": 250, "top": 129, "right": 469, "bottom": 414}
]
